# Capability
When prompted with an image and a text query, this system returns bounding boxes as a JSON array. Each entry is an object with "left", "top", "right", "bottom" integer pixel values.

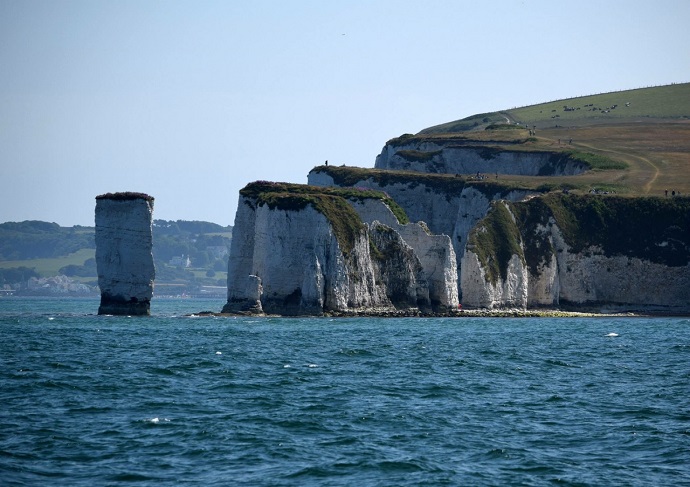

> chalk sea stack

[{"left": 95, "top": 192, "right": 155, "bottom": 315}]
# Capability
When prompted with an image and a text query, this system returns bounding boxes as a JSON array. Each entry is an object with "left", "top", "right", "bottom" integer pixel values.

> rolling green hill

[
  {"left": 421, "top": 83, "right": 690, "bottom": 133},
  {"left": 506, "top": 83, "right": 690, "bottom": 127}
]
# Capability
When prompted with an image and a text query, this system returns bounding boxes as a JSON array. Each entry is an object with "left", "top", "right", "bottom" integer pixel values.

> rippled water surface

[{"left": 1, "top": 297, "right": 689, "bottom": 486}]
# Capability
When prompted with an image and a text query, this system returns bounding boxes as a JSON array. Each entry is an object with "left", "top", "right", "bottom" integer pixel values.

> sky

[{"left": 1, "top": 0, "right": 689, "bottom": 227}]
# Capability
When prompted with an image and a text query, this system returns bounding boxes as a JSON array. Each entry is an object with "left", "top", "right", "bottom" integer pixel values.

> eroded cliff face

[
  {"left": 224, "top": 199, "right": 382, "bottom": 315},
  {"left": 222, "top": 183, "right": 458, "bottom": 315},
  {"left": 230, "top": 140, "right": 687, "bottom": 313},
  {"left": 95, "top": 192, "right": 155, "bottom": 315},
  {"left": 461, "top": 195, "right": 690, "bottom": 312},
  {"left": 461, "top": 252, "right": 528, "bottom": 308},
  {"left": 348, "top": 199, "right": 458, "bottom": 308},
  {"left": 369, "top": 222, "right": 429, "bottom": 309},
  {"left": 375, "top": 139, "right": 587, "bottom": 176},
  {"left": 308, "top": 167, "right": 532, "bottom": 299}
]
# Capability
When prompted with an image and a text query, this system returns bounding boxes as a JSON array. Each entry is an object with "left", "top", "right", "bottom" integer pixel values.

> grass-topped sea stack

[{"left": 95, "top": 192, "right": 155, "bottom": 315}]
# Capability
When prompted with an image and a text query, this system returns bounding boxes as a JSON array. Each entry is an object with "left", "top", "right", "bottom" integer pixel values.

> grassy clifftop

[
  {"left": 506, "top": 83, "right": 690, "bottom": 127},
  {"left": 311, "top": 165, "right": 554, "bottom": 200},
  {"left": 240, "top": 181, "right": 410, "bottom": 255},
  {"left": 421, "top": 83, "right": 690, "bottom": 134}
]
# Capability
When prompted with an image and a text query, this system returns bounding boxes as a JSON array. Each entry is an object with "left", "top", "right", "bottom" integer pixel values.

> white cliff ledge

[{"left": 375, "top": 137, "right": 588, "bottom": 176}]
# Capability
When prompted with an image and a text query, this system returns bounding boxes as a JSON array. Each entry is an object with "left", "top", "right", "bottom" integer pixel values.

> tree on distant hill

[
  {"left": 0, "top": 221, "right": 95, "bottom": 260},
  {"left": 0, "top": 267, "right": 40, "bottom": 287},
  {"left": 59, "top": 258, "right": 97, "bottom": 277}
]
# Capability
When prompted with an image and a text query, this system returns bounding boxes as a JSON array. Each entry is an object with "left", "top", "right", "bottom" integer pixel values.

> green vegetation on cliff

[
  {"left": 96, "top": 191, "right": 154, "bottom": 202},
  {"left": 470, "top": 194, "right": 690, "bottom": 284},
  {"left": 385, "top": 132, "right": 531, "bottom": 147},
  {"left": 466, "top": 202, "right": 523, "bottom": 284},
  {"left": 241, "top": 181, "right": 410, "bottom": 256},
  {"left": 530, "top": 194, "right": 690, "bottom": 267},
  {"left": 314, "top": 165, "right": 466, "bottom": 195},
  {"left": 564, "top": 150, "right": 627, "bottom": 171}
]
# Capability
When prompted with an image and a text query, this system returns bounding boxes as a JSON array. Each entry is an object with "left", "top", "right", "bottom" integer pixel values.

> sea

[{"left": 1, "top": 297, "right": 689, "bottom": 486}]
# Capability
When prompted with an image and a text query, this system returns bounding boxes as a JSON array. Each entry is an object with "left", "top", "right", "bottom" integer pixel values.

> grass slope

[
  {"left": 506, "top": 83, "right": 690, "bottom": 127},
  {"left": 422, "top": 83, "right": 690, "bottom": 134},
  {"left": 405, "top": 83, "right": 690, "bottom": 197}
]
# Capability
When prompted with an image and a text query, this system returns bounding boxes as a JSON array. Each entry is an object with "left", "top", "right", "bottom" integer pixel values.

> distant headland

[{"left": 223, "top": 83, "right": 690, "bottom": 316}]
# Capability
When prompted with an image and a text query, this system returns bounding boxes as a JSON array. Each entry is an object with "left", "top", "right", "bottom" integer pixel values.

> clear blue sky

[{"left": 2, "top": 0, "right": 689, "bottom": 226}]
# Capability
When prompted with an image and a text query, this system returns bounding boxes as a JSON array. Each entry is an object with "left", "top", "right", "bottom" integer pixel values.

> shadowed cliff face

[
  {"left": 462, "top": 195, "right": 690, "bottom": 311},
  {"left": 95, "top": 194, "right": 155, "bottom": 315}
]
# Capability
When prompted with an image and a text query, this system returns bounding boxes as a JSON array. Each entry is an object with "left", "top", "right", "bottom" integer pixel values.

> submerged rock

[{"left": 95, "top": 192, "right": 155, "bottom": 315}]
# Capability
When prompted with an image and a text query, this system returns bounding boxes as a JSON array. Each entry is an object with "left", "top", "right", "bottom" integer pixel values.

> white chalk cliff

[
  {"left": 223, "top": 184, "right": 458, "bottom": 315},
  {"left": 225, "top": 125, "right": 688, "bottom": 315},
  {"left": 460, "top": 196, "right": 690, "bottom": 312},
  {"left": 375, "top": 138, "right": 587, "bottom": 176},
  {"left": 347, "top": 198, "right": 458, "bottom": 308},
  {"left": 95, "top": 193, "right": 155, "bottom": 315},
  {"left": 308, "top": 167, "right": 533, "bottom": 300},
  {"left": 308, "top": 166, "right": 690, "bottom": 312}
]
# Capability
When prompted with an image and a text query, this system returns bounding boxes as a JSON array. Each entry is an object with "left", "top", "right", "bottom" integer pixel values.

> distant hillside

[
  {"left": 0, "top": 221, "right": 94, "bottom": 260},
  {"left": 421, "top": 83, "right": 690, "bottom": 133},
  {"left": 506, "top": 83, "right": 690, "bottom": 127},
  {"left": 0, "top": 220, "right": 232, "bottom": 295}
]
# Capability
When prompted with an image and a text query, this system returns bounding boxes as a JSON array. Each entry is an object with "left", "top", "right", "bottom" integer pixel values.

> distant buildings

[
  {"left": 168, "top": 247, "right": 228, "bottom": 268},
  {"left": 168, "top": 255, "right": 192, "bottom": 267},
  {"left": 26, "top": 275, "right": 94, "bottom": 294}
]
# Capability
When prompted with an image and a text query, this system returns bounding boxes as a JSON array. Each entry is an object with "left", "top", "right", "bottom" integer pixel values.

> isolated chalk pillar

[{"left": 95, "top": 192, "right": 155, "bottom": 315}]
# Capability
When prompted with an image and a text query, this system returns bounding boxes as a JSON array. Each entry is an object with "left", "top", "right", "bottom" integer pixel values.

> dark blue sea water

[{"left": 1, "top": 297, "right": 689, "bottom": 486}]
